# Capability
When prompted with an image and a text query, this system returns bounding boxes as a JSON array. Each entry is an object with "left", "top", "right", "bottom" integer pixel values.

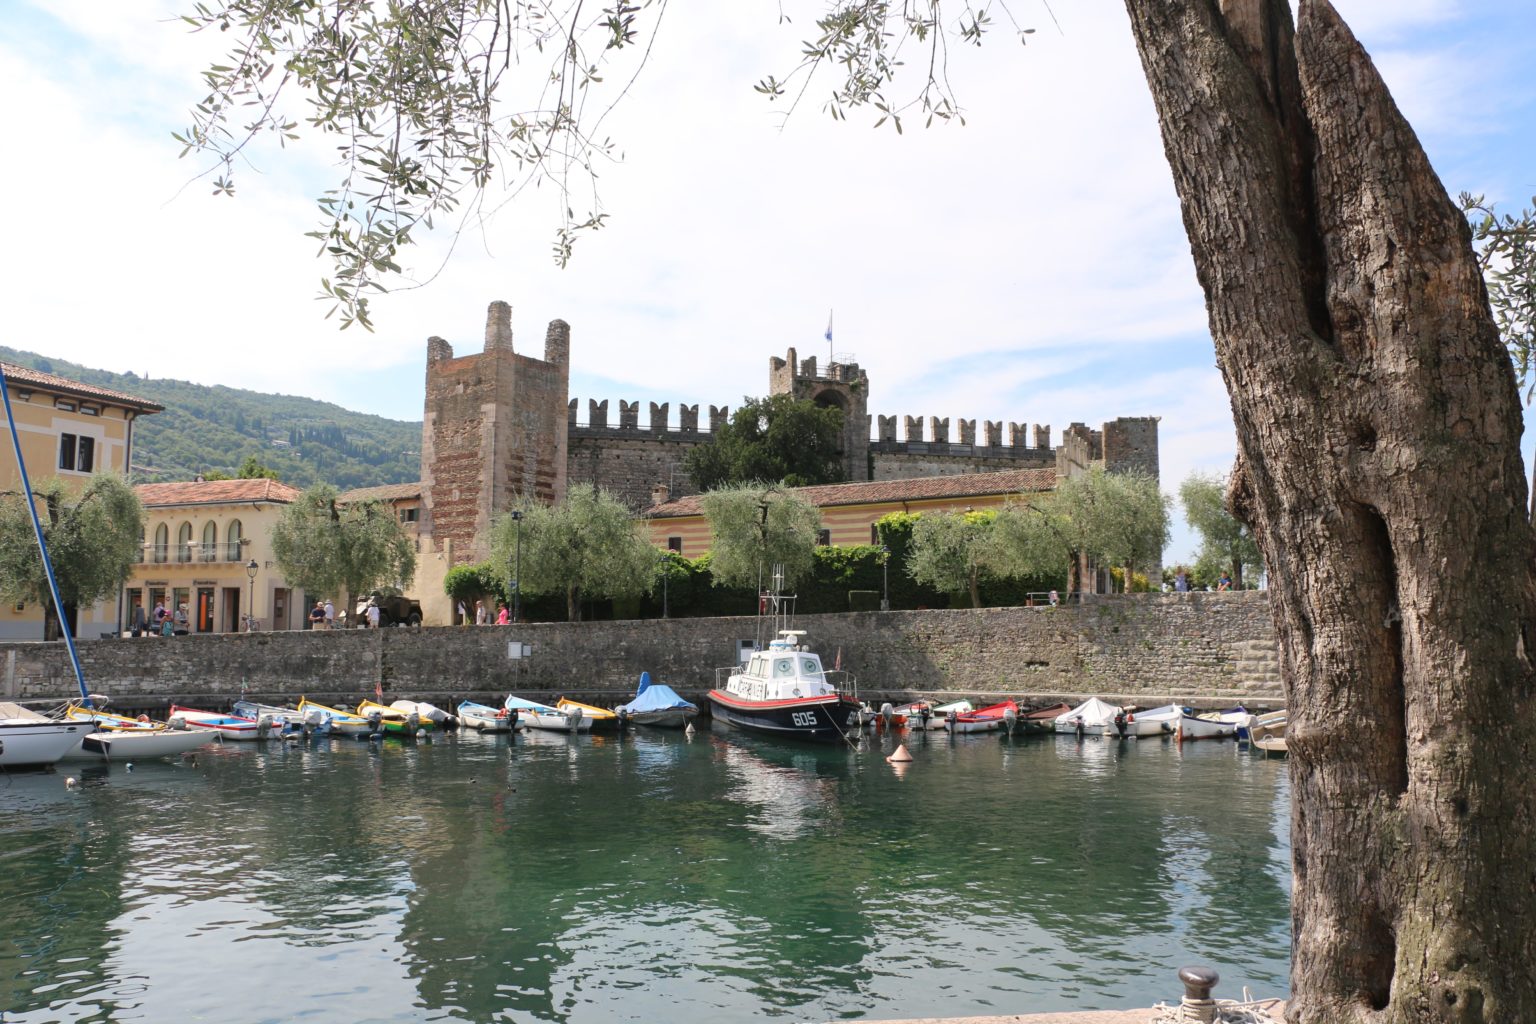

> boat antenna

[{"left": 0, "top": 363, "right": 93, "bottom": 706}]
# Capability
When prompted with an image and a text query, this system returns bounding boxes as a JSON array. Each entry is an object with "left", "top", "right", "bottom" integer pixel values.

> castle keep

[{"left": 418, "top": 302, "right": 1159, "bottom": 567}]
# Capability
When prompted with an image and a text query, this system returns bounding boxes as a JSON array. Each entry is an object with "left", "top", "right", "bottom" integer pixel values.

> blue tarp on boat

[{"left": 616, "top": 674, "right": 695, "bottom": 715}]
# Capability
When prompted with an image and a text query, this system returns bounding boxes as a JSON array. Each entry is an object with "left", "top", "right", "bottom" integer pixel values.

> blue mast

[{"left": 0, "top": 363, "right": 94, "bottom": 705}]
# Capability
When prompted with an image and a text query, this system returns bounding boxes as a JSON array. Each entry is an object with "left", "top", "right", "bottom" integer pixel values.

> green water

[{"left": 1, "top": 726, "right": 1291, "bottom": 1023}]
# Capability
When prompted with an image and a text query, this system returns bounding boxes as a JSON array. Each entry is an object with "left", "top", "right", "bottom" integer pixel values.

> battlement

[
  {"left": 874, "top": 413, "right": 1053, "bottom": 452},
  {"left": 769, "top": 347, "right": 866, "bottom": 389},
  {"left": 568, "top": 399, "right": 727, "bottom": 436}
]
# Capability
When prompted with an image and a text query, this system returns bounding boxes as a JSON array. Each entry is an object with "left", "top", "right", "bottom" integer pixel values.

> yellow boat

[
  {"left": 296, "top": 697, "right": 374, "bottom": 736},
  {"left": 356, "top": 699, "right": 435, "bottom": 735},
  {"left": 556, "top": 698, "right": 621, "bottom": 732}
]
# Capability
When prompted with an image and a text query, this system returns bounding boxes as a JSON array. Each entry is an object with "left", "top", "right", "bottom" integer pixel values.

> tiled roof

[
  {"left": 338, "top": 482, "right": 422, "bottom": 503},
  {"left": 1, "top": 361, "right": 163, "bottom": 412},
  {"left": 645, "top": 468, "right": 1059, "bottom": 519},
  {"left": 135, "top": 479, "right": 303, "bottom": 507}
]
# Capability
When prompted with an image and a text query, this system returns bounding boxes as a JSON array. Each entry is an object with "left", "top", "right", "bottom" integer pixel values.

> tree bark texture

[{"left": 1122, "top": 1, "right": 1536, "bottom": 1021}]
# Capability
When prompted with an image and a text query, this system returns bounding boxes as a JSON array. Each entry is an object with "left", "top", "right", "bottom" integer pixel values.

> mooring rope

[{"left": 1147, "top": 995, "right": 1283, "bottom": 1023}]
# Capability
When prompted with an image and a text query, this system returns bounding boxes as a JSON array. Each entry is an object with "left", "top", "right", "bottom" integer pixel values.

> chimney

[{"left": 651, "top": 482, "right": 670, "bottom": 507}]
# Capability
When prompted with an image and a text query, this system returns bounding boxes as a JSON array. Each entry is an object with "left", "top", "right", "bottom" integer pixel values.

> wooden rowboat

[{"left": 169, "top": 705, "right": 268, "bottom": 741}]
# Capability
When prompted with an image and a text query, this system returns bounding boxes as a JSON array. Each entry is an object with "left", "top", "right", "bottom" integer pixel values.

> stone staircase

[{"left": 1231, "top": 637, "right": 1283, "bottom": 698}]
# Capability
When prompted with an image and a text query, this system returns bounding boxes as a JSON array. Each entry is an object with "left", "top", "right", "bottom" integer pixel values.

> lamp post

[
  {"left": 245, "top": 558, "right": 259, "bottom": 632},
  {"left": 509, "top": 510, "right": 523, "bottom": 623},
  {"left": 880, "top": 545, "right": 890, "bottom": 612},
  {"left": 660, "top": 551, "right": 670, "bottom": 619}
]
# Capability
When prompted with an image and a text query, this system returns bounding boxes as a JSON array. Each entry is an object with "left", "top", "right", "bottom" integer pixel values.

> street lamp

[
  {"left": 509, "top": 510, "right": 523, "bottom": 623},
  {"left": 245, "top": 558, "right": 259, "bottom": 632},
  {"left": 880, "top": 545, "right": 890, "bottom": 612}
]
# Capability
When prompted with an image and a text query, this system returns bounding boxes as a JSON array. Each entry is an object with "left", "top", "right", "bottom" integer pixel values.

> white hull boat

[
  {"left": 504, "top": 695, "right": 593, "bottom": 733},
  {"left": 169, "top": 705, "right": 268, "bottom": 741},
  {"left": 1175, "top": 714, "right": 1238, "bottom": 741},
  {"left": 391, "top": 699, "right": 456, "bottom": 728},
  {"left": 0, "top": 703, "right": 91, "bottom": 768},
  {"left": 71, "top": 727, "right": 216, "bottom": 760},
  {"left": 1054, "top": 697, "right": 1123, "bottom": 735},
  {"left": 1122, "top": 704, "right": 1187, "bottom": 737},
  {"left": 458, "top": 701, "right": 520, "bottom": 732}
]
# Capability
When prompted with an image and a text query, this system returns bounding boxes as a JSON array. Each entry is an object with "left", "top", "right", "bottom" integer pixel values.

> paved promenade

[{"left": 852, "top": 1002, "right": 1286, "bottom": 1023}]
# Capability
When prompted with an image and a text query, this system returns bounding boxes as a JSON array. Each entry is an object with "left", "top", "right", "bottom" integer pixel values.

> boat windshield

[{"left": 799, "top": 656, "right": 823, "bottom": 678}]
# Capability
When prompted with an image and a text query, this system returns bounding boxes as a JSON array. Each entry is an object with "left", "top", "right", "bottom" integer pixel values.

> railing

[{"left": 176, "top": 545, "right": 194, "bottom": 563}]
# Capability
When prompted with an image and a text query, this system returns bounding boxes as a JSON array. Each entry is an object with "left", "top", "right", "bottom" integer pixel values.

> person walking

[
  {"left": 496, "top": 602, "right": 509, "bottom": 625},
  {"left": 366, "top": 600, "right": 381, "bottom": 629},
  {"left": 324, "top": 599, "right": 336, "bottom": 629},
  {"left": 309, "top": 600, "right": 326, "bottom": 630}
]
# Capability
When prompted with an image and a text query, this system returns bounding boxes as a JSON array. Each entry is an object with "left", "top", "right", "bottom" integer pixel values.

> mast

[{"left": 0, "top": 364, "right": 93, "bottom": 704}]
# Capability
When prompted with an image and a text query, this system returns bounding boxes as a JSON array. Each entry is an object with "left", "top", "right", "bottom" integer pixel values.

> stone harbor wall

[{"left": 0, "top": 592, "right": 1282, "bottom": 711}]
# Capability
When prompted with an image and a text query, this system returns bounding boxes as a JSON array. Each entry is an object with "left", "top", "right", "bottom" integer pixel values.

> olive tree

[
  {"left": 905, "top": 508, "right": 998, "bottom": 609},
  {"left": 272, "top": 484, "right": 416, "bottom": 619},
  {"left": 1050, "top": 467, "right": 1170, "bottom": 594},
  {"left": 489, "top": 484, "right": 654, "bottom": 622},
  {"left": 1180, "top": 472, "right": 1264, "bottom": 590},
  {"left": 0, "top": 474, "right": 143, "bottom": 639},
  {"left": 700, "top": 484, "right": 821, "bottom": 592}
]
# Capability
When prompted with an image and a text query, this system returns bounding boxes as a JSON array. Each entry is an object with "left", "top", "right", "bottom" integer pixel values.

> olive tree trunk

[{"left": 1123, "top": 1, "right": 1536, "bottom": 1020}]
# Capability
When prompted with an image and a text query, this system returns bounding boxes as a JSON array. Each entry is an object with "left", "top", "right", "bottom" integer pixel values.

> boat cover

[
  {"left": 616, "top": 679, "right": 696, "bottom": 715},
  {"left": 1054, "top": 697, "right": 1121, "bottom": 727}
]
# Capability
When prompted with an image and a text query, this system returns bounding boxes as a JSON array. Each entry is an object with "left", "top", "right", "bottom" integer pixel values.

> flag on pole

[
  {"left": 824, "top": 310, "right": 834, "bottom": 343},
  {"left": 375, "top": 678, "right": 384, "bottom": 701},
  {"left": 834, "top": 647, "right": 843, "bottom": 672}
]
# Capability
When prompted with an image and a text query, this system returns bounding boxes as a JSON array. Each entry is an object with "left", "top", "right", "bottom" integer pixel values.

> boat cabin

[{"left": 726, "top": 632, "right": 838, "bottom": 702}]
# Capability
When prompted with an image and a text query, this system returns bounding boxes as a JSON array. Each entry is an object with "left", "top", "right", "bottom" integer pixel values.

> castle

[{"left": 410, "top": 300, "right": 1159, "bottom": 581}]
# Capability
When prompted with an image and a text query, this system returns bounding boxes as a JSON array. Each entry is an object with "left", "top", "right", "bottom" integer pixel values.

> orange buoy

[{"left": 887, "top": 744, "right": 913, "bottom": 763}]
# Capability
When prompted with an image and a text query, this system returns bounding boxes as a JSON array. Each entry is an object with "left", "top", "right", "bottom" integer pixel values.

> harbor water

[{"left": 1, "top": 725, "right": 1291, "bottom": 1023}]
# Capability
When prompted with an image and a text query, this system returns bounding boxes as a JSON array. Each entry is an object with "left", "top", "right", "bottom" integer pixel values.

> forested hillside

[{"left": 1, "top": 347, "right": 422, "bottom": 489}]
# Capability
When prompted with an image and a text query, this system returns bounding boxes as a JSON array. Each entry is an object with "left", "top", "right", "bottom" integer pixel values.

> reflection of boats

[
  {"left": 297, "top": 698, "right": 373, "bottom": 736},
  {"left": 504, "top": 695, "right": 593, "bottom": 733},
  {"left": 708, "top": 630, "right": 862, "bottom": 743},
  {"left": 945, "top": 700, "right": 1019, "bottom": 734},
  {"left": 1053, "top": 697, "right": 1122, "bottom": 735},
  {"left": 556, "top": 698, "right": 621, "bottom": 732},
  {"left": 0, "top": 701, "right": 91, "bottom": 767},
  {"left": 62, "top": 706, "right": 216, "bottom": 759},
  {"left": 458, "top": 701, "right": 519, "bottom": 732},
  {"left": 169, "top": 705, "right": 267, "bottom": 741},
  {"left": 616, "top": 673, "right": 699, "bottom": 729},
  {"left": 357, "top": 699, "right": 433, "bottom": 735}
]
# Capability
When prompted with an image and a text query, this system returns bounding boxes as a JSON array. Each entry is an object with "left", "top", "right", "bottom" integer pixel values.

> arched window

[
  {"left": 153, "top": 523, "right": 169, "bottom": 564},
  {"left": 177, "top": 523, "right": 194, "bottom": 563},
  {"left": 201, "top": 522, "right": 217, "bottom": 562},
  {"left": 226, "top": 519, "right": 243, "bottom": 561}
]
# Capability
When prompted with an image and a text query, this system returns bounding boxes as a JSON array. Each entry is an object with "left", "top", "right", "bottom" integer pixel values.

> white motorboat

[
  {"left": 1175, "top": 713, "right": 1238, "bottom": 741},
  {"left": 504, "top": 695, "right": 593, "bottom": 733},
  {"left": 1122, "top": 704, "right": 1188, "bottom": 737},
  {"left": 1053, "top": 697, "right": 1123, "bottom": 735},
  {"left": 0, "top": 702, "right": 91, "bottom": 768},
  {"left": 458, "top": 701, "right": 520, "bottom": 732},
  {"left": 391, "top": 699, "right": 457, "bottom": 728},
  {"left": 169, "top": 705, "right": 269, "bottom": 741}
]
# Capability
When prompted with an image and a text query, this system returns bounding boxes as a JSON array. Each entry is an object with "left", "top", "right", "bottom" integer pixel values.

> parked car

[{"left": 357, "top": 593, "right": 424, "bottom": 627}]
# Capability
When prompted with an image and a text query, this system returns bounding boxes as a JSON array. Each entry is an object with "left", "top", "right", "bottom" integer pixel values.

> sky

[{"left": 2, "top": 0, "right": 1533, "bottom": 563}]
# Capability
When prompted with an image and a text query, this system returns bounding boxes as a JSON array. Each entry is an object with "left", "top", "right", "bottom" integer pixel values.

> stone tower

[
  {"left": 420, "top": 301, "right": 570, "bottom": 563},
  {"left": 768, "top": 347, "right": 871, "bottom": 482}
]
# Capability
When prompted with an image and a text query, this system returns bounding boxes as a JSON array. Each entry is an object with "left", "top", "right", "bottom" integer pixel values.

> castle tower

[
  {"left": 768, "top": 347, "right": 871, "bottom": 482},
  {"left": 421, "top": 301, "right": 570, "bottom": 563}
]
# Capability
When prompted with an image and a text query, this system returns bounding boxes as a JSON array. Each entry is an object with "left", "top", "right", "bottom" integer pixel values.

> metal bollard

[{"left": 1177, "top": 965, "right": 1220, "bottom": 1023}]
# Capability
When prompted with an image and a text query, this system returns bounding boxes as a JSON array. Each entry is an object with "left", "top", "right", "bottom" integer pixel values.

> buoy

[
  {"left": 887, "top": 744, "right": 914, "bottom": 763},
  {"left": 65, "top": 776, "right": 78, "bottom": 789},
  {"left": 125, "top": 762, "right": 134, "bottom": 772}
]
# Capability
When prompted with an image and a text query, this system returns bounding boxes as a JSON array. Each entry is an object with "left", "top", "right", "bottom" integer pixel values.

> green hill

[{"left": 1, "top": 347, "right": 422, "bottom": 489}]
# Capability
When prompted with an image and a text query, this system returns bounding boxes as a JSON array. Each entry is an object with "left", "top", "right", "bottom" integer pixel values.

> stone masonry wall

[
  {"left": 567, "top": 431, "right": 708, "bottom": 509},
  {"left": 3, "top": 593, "right": 1281, "bottom": 710}
]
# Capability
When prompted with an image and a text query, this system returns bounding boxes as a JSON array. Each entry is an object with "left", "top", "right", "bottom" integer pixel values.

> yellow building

[
  {"left": 0, "top": 361, "right": 162, "bottom": 640},
  {"left": 127, "top": 479, "right": 304, "bottom": 633},
  {"left": 642, "top": 468, "right": 1059, "bottom": 555}
]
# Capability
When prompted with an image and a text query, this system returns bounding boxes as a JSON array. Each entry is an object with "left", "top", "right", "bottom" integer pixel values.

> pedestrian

[
  {"left": 475, "top": 599, "right": 487, "bottom": 626},
  {"left": 366, "top": 600, "right": 380, "bottom": 629},
  {"left": 1048, "top": 589, "right": 1059, "bottom": 607},
  {"left": 174, "top": 603, "right": 190, "bottom": 636},
  {"left": 130, "top": 599, "right": 147, "bottom": 638},
  {"left": 152, "top": 599, "right": 167, "bottom": 628},
  {"left": 160, "top": 614, "right": 174, "bottom": 638},
  {"left": 324, "top": 599, "right": 335, "bottom": 629},
  {"left": 496, "top": 602, "right": 509, "bottom": 625},
  {"left": 309, "top": 600, "right": 326, "bottom": 630},
  {"left": 1217, "top": 573, "right": 1232, "bottom": 592},
  {"left": 1175, "top": 570, "right": 1190, "bottom": 593}
]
